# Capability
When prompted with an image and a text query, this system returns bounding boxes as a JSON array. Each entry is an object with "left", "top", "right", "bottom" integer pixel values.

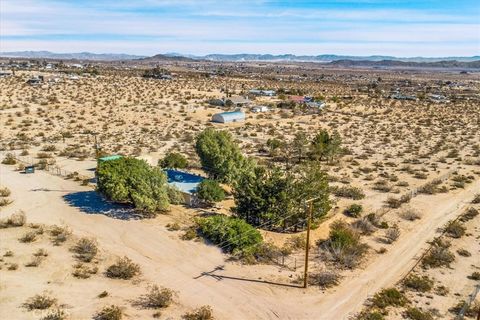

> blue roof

[{"left": 165, "top": 169, "right": 204, "bottom": 194}]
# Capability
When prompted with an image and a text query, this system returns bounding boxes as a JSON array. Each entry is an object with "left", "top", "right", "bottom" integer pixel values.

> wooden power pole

[{"left": 303, "top": 200, "right": 313, "bottom": 288}]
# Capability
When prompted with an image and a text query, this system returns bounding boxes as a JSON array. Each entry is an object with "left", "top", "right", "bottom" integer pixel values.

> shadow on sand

[{"left": 63, "top": 191, "right": 142, "bottom": 220}]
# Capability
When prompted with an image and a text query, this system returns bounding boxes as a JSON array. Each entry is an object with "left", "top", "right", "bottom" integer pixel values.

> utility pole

[{"left": 303, "top": 200, "right": 314, "bottom": 288}]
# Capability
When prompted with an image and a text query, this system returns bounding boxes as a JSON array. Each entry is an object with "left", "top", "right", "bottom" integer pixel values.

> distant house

[
  {"left": 390, "top": 93, "right": 416, "bottom": 101},
  {"left": 252, "top": 105, "right": 269, "bottom": 113},
  {"left": 26, "top": 76, "right": 43, "bottom": 85},
  {"left": 165, "top": 169, "right": 205, "bottom": 206},
  {"left": 208, "top": 98, "right": 225, "bottom": 107},
  {"left": 212, "top": 110, "right": 246, "bottom": 123},
  {"left": 0, "top": 70, "right": 12, "bottom": 78},
  {"left": 288, "top": 95, "right": 313, "bottom": 104},
  {"left": 249, "top": 89, "right": 276, "bottom": 96},
  {"left": 225, "top": 96, "right": 250, "bottom": 107},
  {"left": 307, "top": 101, "right": 326, "bottom": 109},
  {"left": 429, "top": 94, "right": 449, "bottom": 103}
]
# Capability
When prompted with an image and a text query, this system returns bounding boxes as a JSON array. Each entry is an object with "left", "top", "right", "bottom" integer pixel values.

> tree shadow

[{"left": 63, "top": 191, "right": 142, "bottom": 220}]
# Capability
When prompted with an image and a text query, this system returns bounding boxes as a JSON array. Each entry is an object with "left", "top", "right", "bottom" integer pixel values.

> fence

[
  {"left": 8, "top": 152, "right": 91, "bottom": 182},
  {"left": 457, "top": 284, "right": 480, "bottom": 320}
]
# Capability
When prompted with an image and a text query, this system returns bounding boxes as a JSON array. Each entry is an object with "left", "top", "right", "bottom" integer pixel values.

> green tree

[
  {"left": 196, "top": 179, "right": 225, "bottom": 204},
  {"left": 310, "top": 130, "right": 342, "bottom": 162},
  {"left": 97, "top": 157, "right": 169, "bottom": 214},
  {"left": 291, "top": 131, "right": 308, "bottom": 163},
  {"left": 159, "top": 152, "right": 188, "bottom": 169},
  {"left": 195, "top": 128, "right": 253, "bottom": 184},
  {"left": 234, "top": 162, "right": 330, "bottom": 232}
]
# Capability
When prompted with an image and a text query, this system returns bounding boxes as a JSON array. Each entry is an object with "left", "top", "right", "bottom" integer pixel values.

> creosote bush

[
  {"left": 404, "top": 307, "right": 433, "bottom": 320},
  {"left": 371, "top": 288, "right": 408, "bottom": 309},
  {"left": 106, "top": 256, "right": 140, "bottom": 279},
  {"left": 0, "top": 210, "right": 26, "bottom": 228},
  {"left": 137, "top": 285, "right": 175, "bottom": 309},
  {"left": 445, "top": 221, "right": 466, "bottom": 239},
  {"left": 403, "top": 274, "right": 434, "bottom": 292},
  {"left": 71, "top": 237, "right": 98, "bottom": 262},
  {"left": 183, "top": 305, "right": 215, "bottom": 320},
  {"left": 23, "top": 292, "right": 57, "bottom": 310},
  {"left": 94, "top": 305, "right": 123, "bottom": 320}
]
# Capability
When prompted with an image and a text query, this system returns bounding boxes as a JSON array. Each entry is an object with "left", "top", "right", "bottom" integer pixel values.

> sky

[{"left": 1, "top": 0, "right": 479, "bottom": 57}]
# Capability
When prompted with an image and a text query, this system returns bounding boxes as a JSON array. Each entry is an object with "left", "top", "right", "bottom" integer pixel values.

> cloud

[{"left": 1, "top": 0, "right": 479, "bottom": 56}]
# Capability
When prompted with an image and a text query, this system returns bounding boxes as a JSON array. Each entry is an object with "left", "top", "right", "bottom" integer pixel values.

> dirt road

[{"left": 1, "top": 164, "right": 478, "bottom": 319}]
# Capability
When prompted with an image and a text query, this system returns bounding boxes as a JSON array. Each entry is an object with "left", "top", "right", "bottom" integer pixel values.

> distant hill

[
  {"left": 327, "top": 59, "right": 480, "bottom": 69},
  {"left": 0, "top": 51, "right": 145, "bottom": 61},
  {"left": 186, "top": 53, "right": 480, "bottom": 63},
  {"left": 139, "top": 54, "right": 196, "bottom": 62}
]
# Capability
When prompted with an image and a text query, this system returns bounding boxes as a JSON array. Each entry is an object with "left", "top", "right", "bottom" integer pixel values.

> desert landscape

[{"left": 0, "top": 54, "right": 479, "bottom": 320}]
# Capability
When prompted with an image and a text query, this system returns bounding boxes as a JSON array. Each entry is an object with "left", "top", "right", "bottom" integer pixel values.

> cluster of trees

[
  {"left": 195, "top": 128, "right": 332, "bottom": 231},
  {"left": 266, "top": 129, "right": 342, "bottom": 165},
  {"left": 97, "top": 157, "right": 171, "bottom": 214},
  {"left": 143, "top": 67, "right": 170, "bottom": 79}
]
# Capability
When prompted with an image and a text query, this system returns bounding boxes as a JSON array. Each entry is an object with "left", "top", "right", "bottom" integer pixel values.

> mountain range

[{"left": 1, "top": 51, "right": 479, "bottom": 63}]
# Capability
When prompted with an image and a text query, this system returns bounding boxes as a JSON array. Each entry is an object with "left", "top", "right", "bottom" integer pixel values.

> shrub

[
  {"left": 371, "top": 288, "right": 408, "bottom": 309},
  {"left": 183, "top": 306, "right": 215, "bottom": 320},
  {"left": 97, "top": 157, "right": 170, "bottom": 214},
  {"left": 106, "top": 256, "right": 140, "bottom": 279},
  {"left": 197, "top": 215, "right": 262, "bottom": 255},
  {"left": 344, "top": 204, "right": 363, "bottom": 218},
  {"left": 71, "top": 238, "right": 98, "bottom": 262},
  {"left": 403, "top": 274, "right": 434, "bottom": 292},
  {"left": 1, "top": 153, "right": 16, "bottom": 165},
  {"left": 472, "top": 194, "right": 480, "bottom": 204},
  {"left": 25, "top": 256, "right": 44, "bottom": 267},
  {"left": 449, "top": 300, "right": 480, "bottom": 318},
  {"left": 0, "top": 210, "right": 26, "bottom": 228},
  {"left": 98, "top": 291, "right": 109, "bottom": 298},
  {"left": 137, "top": 285, "right": 175, "bottom": 308},
  {"left": 284, "top": 234, "right": 306, "bottom": 250},
  {"left": 328, "top": 221, "right": 360, "bottom": 248},
  {"left": 23, "top": 292, "right": 57, "bottom": 310},
  {"left": 468, "top": 272, "right": 480, "bottom": 280},
  {"left": 159, "top": 152, "right": 188, "bottom": 169},
  {"left": 404, "top": 307, "right": 433, "bottom": 320},
  {"left": 49, "top": 225, "right": 71, "bottom": 245},
  {"left": 196, "top": 179, "right": 225, "bottom": 204},
  {"left": 310, "top": 271, "right": 340, "bottom": 288},
  {"left": 384, "top": 225, "right": 400, "bottom": 244},
  {"left": 333, "top": 186, "right": 365, "bottom": 200},
  {"left": 399, "top": 207, "right": 421, "bottom": 221},
  {"left": 19, "top": 231, "right": 37, "bottom": 243},
  {"left": 167, "top": 186, "right": 185, "bottom": 205},
  {"left": 41, "top": 308, "right": 68, "bottom": 320},
  {"left": 461, "top": 208, "right": 479, "bottom": 222},
  {"left": 95, "top": 305, "right": 123, "bottom": 320},
  {"left": 422, "top": 243, "right": 455, "bottom": 268},
  {"left": 385, "top": 196, "right": 402, "bottom": 208},
  {"left": 445, "top": 221, "right": 466, "bottom": 238},
  {"left": 351, "top": 218, "right": 376, "bottom": 235},
  {"left": 0, "top": 198, "right": 12, "bottom": 207},
  {"left": 72, "top": 263, "right": 98, "bottom": 279},
  {"left": 357, "top": 311, "right": 384, "bottom": 320},
  {"left": 0, "top": 187, "right": 11, "bottom": 197}
]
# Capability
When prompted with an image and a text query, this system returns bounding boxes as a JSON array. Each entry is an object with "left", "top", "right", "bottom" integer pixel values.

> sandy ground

[{"left": 1, "top": 163, "right": 479, "bottom": 319}]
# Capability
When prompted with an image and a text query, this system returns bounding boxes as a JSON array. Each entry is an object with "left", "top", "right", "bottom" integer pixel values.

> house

[
  {"left": 249, "top": 89, "right": 276, "bottom": 96},
  {"left": 307, "top": 101, "right": 326, "bottom": 109},
  {"left": 165, "top": 169, "right": 204, "bottom": 206},
  {"left": 225, "top": 96, "right": 250, "bottom": 107},
  {"left": 288, "top": 95, "right": 313, "bottom": 104},
  {"left": 429, "top": 94, "right": 449, "bottom": 103},
  {"left": 252, "top": 105, "right": 269, "bottom": 113},
  {"left": 212, "top": 110, "right": 246, "bottom": 123},
  {"left": 26, "top": 76, "right": 43, "bottom": 85}
]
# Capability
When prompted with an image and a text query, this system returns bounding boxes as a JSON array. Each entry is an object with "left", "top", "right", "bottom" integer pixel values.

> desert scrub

[
  {"left": 310, "top": 271, "right": 340, "bottom": 288},
  {"left": 136, "top": 285, "right": 175, "bottom": 308},
  {"left": 403, "top": 274, "right": 434, "bottom": 292},
  {"left": 197, "top": 215, "right": 262, "bottom": 255},
  {"left": 404, "top": 307, "right": 433, "bottom": 320},
  {"left": 445, "top": 221, "right": 466, "bottom": 238},
  {"left": 19, "top": 231, "right": 38, "bottom": 243},
  {"left": 371, "top": 288, "right": 408, "bottom": 309},
  {"left": 23, "top": 292, "right": 57, "bottom": 310},
  {"left": 344, "top": 203, "right": 363, "bottom": 218},
  {"left": 94, "top": 305, "right": 123, "bottom": 320},
  {"left": 399, "top": 207, "right": 421, "bottom": 221},
  {"left": 383, "top": 225, "right": 400, "bottom": 244},
  {"left": 0, "top": 210, "right": 26, "bottom": 228},
  {"left": 72, "top": 263, "right": 98, "bottom": 279},
  {"left": 49, "top": 225, "right": 71, "bottom": 245},
  {"left": 332, "top": 185, "right": 365, "bottom": 200},
  {"left": 0, "top": 187, "right": 11, "bottom": 197},
  {"left": 41, "top": 308, "right": 68, "bottom": 320},
  {"left": 71, "top": 237, "right": 98, "bottom": 262},
  {"left": 182, "top": 305, "right": 215, "bottom": 320},
  {"left": 422, "top": 239, "right": 455, "bottom": 268},
  {"left": 106, "top": 256, "right": 140, "bottom": 279},
  {"left": 1, "top": 153, "right": 17, "bottom": 165}
]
